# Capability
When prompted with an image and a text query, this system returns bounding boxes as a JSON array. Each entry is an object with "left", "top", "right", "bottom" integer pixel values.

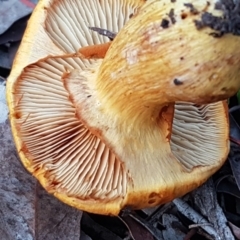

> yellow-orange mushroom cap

[{"left": 7, "top": 0, "right": 239, "bottom": 215}]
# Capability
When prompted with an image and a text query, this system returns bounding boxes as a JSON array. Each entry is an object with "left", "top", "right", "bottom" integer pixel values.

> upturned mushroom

[{"left": 7, "top": 0, "right": 240, "bottom": 215}]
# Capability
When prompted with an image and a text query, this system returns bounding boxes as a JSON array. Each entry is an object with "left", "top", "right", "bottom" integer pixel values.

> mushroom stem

[{"left": 94, "top": 0, "right": 240, "bottom": 119}]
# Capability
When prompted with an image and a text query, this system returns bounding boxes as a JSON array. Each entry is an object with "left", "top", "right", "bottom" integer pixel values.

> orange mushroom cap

[{"left": 7, "top": 0, "right": 240, "bottom": 215}]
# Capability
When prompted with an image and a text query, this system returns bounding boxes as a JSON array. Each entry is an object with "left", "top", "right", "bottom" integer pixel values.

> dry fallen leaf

[
  {"left": 228, "top": 222, "right": 240, "bottom": 240},
  {"left": 0, "top": 119, "right": 82, "bottom": 239},
  {"left": 120, "top": 214, "right": 155, "bottom": 240},
  {"left": 192, "top": 179, "right": 234, "bottom": 240},
  {"left": 0, "top": 0, "right": 37, "bottom": 35}
]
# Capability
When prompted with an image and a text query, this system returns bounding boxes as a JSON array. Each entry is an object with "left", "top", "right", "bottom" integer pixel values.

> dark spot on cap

[
  {"left": 184, "top": 3, "right": 199, "bottom": 14},
  {"left": 149, "top": 192, "right": 158, "bottom": 198},
  {"left": 129, "top": 13, "right": 134, "bottom": 18},
  {"left": 180, "top": 57, "right": 184, "bottom": 60},
  {"left": 171, "top": 0, "right": 176, "bottom": 2},
  {"left": 87, "top": 95, "right": 92, "bottom": 98},
  {"left": 168, "top": 8, "right": 176, "bottom": 24},
  {"left": 148, "top": 199, "right": 156, "bottom": 204},
  {"left": 181, "top": 12, "right": 188, "bottom": 19},
  {"left": 173, "top": 78, "right": 183, "bottom": 85},
  {"left": 209, "top": 31, "right": 224, "bottom": 38},
  {"left": 161, "top": 18, "right": 170, "bottom": 28},
  {"left": 221, "top": 87, "right": 227, "bottom": 91},
  {"left": 14, "top": 112, "right": 21, "bottom": 119}
]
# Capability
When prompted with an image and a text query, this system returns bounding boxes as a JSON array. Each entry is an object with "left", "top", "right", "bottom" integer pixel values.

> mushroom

[{"left": 7, "top": 0, "right": 240, "bottom": 215}]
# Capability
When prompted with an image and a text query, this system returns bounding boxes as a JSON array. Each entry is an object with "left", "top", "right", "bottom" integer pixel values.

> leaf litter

[{"left": 1, "top": 1, "right": 240, "bottom": 239}]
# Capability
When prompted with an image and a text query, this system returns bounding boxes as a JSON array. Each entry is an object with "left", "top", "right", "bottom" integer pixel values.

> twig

[
  {"left": 189, "top": 223, "right": 212, "bottom": 229},
  {"left": 172, "top": 198, "right": 220, "bottom": 239},
  {"left": 88, "top": 27, "right": 117, "bottom": 40}
]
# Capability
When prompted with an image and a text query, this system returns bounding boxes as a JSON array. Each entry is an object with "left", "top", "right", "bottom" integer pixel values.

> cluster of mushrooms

[{"left": 6, "top": 0, "right": 240, "bottom": 215}]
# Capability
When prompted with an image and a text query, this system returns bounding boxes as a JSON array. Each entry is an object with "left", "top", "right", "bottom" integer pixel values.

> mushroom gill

[
  {"left": 171, "top": 102, "right": 228, "bottom": 170},
  {"left": 45, "top": 0, "right": 145, "bottom": 53},
  {"left": 14, "top": 56, "right": 127, "bottom": 202}
]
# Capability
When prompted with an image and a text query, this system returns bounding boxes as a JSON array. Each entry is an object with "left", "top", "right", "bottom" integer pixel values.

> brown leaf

[
  {"left": 228, "top": 222, "right": 240, "bottom": 240},
  {"left": 229, "top": 142, "right": 240, "bottom": 191},
  {"left": 81, "top": 213, "right": 122, "bottom": 240},
  {"left": 120, "top": 215, "right": 155, "bottom": 240},
  {"left": 216, "top": 175, "right": 240, "bottom": 199}
]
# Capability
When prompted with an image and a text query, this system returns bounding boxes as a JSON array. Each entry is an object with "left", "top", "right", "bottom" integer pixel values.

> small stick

[
  {"left": 89, "top": 27, "right": 117, "bottom": 40},
  {"left": 189, "top": 223, "right": 212, "bottom": 229}
]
